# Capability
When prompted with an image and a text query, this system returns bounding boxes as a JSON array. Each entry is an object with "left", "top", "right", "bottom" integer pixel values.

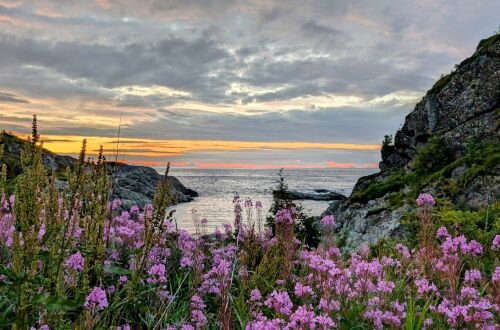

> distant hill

[
  {"left": 0, "top": 131, "right": 198, "bottom": 209},
  {"left": 324, "top": 34, "right": 500, "bottom": 249}
]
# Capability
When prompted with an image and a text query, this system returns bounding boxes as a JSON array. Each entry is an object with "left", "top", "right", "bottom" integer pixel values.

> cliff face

[
  {"left": 382, "top": 35, "right": 500, "bottom": 170},
  {"left": 324, "top": 35, "right": 500, "bottom": 250},
  {"left": 0, "top": 132, "right": 198, "bottom": 209}
]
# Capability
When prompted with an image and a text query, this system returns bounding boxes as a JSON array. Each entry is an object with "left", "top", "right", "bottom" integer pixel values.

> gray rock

[
  {"left": 0, "top": 132, "right": 197, "bottom": 210},
  {"left": 323, "top": 35, "right": 500, "bottom": 250},
  {"left": 284, "top": 189, "right": 347, "bottom": 201},
  {"left": 109, "top": 163, "right": 198, "bottom": 210}
]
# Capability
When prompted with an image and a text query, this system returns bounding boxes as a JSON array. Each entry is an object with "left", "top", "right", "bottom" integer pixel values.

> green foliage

[
  {"left": 266, "top": 169, "right": 320, "bottom": 247},
  {"left": 411, "top": 136, "right": 454, "bottom": 175},
  {"left": 476, "top": 33, "right": 500, "bottom": 51},
  {"left": 349, "top": 170, "right": 409, "bottom": 204},
  {"left": 429, "top": 73, "right": 452, "bottom": 94}
]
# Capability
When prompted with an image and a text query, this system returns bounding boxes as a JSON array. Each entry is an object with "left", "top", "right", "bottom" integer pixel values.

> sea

[{"left": 157, "top": 168, "right": 377, "bottom": 232}]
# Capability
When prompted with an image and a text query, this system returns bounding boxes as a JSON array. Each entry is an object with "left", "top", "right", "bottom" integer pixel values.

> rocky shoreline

[{"left": 0, "top": 132, "right": 198, "bottom": 209}]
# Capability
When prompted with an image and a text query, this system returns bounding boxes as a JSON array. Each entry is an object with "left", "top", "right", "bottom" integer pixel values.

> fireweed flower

[
  {"left": 415, "top": 278, "right": 438, "bottom": 296},
  {"left": 464, "top": 269, "right": 482, "bottom": 284},
  {"left": 65, "top": 251, "right": 84, "bottom": 272},
  {"left": 416, "top": 193, "right": 435, "bottom": 206},
  {"left": 491, "top": 235, "right": 500, "bottom": 250},
  {"left": 436, "top": 226, "right": 450, "bottom": 238},
  {"left": 147, "top": 263, "right": 167, "bottom": 283},
  {"left": 294, "top": 282, "right": 313, "bottom": 297},
  {"left": 319, "top": 215, "right": 335, "bottom": 229},
  {"left": 264, "top": 290, "right": 293, "bottom": 316},
  {"left": 492, "top": 266, "right": 500, "bottom": 282},
  {"left": 250, "top": 288, "right": 261, "bottom": 301},
  {"left": 84, "top": 287, "right": 108, "bottom": 311},
  {"left": 275, "top": 209, "right": 293, "bottom": 225}
]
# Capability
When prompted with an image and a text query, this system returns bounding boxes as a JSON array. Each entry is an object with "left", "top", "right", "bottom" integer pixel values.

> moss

[
  {"left": 349, "top": 170, "right": 408, "bottom": 204},
  {"left": 386, "top": 192, "right": 406, "bottom": 209},
  {"left": 429, "top": 72, "right": 453, "bottom": 94},
  {"left": 476, "top": 34, "right": 500, "bottom": 51},
  {"left": 366, "top": 205, "right": 388, "bottom": 217}
]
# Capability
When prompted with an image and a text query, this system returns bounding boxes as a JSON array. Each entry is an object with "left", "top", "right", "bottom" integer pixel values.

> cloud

[
  {"left": 0, "top": 91, "right": 29, "bottom": 103},
  {"left": 0, "top": 0, "right": 499, "bottom": 166}
]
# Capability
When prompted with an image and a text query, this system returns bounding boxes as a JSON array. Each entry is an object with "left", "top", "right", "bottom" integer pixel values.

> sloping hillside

[
  {"left": 324, "top": 34, "right": 500, "bottom": 249},
  {"left": 0, "top": 131, "right": 198, "bottom": 209}
]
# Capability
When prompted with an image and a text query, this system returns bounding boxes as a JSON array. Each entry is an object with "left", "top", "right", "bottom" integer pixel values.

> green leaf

[
  {"left": 104, "top": 266, "right": 131, "bottom": 276},
  {"left": 33, "top": 295, "right": 80, "bottom": 311}
]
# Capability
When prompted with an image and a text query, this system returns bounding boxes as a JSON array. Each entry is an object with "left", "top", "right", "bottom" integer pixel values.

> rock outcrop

[
  {"left": 284, "top": 189, "right": 347, "bottom": 201},
  {"left": 109, "top": 163, "right": 198, "bottom": 210},
  {"left": 0, "top": 132, "right": 198, "bottom": 209},
  {"left": 323, "top": 34, "right": 500, "bottom": 250}
]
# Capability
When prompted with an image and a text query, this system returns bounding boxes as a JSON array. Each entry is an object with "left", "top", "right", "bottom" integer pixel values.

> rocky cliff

[
  {"left": 323, "top": 34, "right": 500, "bottom": 250},
  {"left": 0, "top": 132, "right": 198, "bottom": 209}
]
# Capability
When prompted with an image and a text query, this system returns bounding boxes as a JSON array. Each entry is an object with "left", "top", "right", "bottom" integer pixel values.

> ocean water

[{"left": 160, "top": 168, "right": 377, "bottom": 232}]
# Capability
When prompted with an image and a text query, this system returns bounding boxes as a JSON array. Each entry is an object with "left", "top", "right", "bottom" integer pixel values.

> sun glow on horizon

[{"left": 8, "top": 132, "right": 381, "bottom": 169}]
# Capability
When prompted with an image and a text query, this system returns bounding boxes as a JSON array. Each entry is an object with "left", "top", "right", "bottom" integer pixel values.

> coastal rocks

[
  {"left": 110, "top": 163, "right": 198, "bottom": 209},
  {"left": 323, "top": 197, "right": 410, "bottom": 250},
  {"left": 324, "top": 35, "right": 500, "bottom": 250},
  {"left": 0, "top": 132, "right": 197, "bottom": 210},
  {"left": 285, "top": 189, "right": 347, "bottom": 201}
]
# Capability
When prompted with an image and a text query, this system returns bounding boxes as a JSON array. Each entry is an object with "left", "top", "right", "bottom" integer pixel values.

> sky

[{"left": 0, "top": 0, "right": 498, "bottom": 169}]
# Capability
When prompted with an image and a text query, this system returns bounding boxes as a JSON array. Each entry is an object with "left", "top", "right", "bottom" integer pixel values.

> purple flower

[
  {"left": 395, "top": 243, "right": 411, "bottom": 259},
  {"left": 147, "top": 263, "right": 167, "bottom": 283},
  {"left": 65, "top": 251, "right": 84, "bottom": 272},
  {"left": 436, "top": 226, "right": 450, "bottom": 238},
  {"left": 250, "top": 288, "right": 261, "bottom": 302},
  {"left": 37, "top": 223, "right": 46, "bottom": 242},
  {"left": 492, "top": 266, "right": 500, "bottom": 283},
  {"left": 415, "top": 278, "right": 438, "bottom": 296},
  {"left": 466, "top": 240, "right": 483, "bottom": 255},
  {"left": 319, "top": 215, "right": 335, "bottom": 229},
  {"left": 464, "top": 269, "right": 481, "bottom": 284},
  {"left": 416, "top": 193, "right": 435, "bottom": 207},
  {"left": 244, "top": 199, "right": 253, "bottom": 208},
  {"left": 294, "top": 282, "right": 313, "bottom": 297},
  {"left": 264, "top": 290, "right": 293, "bottom": 316},
  {"left": 275, "top": 209, "right": 293, "bottom": 225},
  {"left": 491, "top": 235, "right": 500, "bottom": 250},
  {"left": 84, "top": 287, "right": 108, "bottom": 311}
]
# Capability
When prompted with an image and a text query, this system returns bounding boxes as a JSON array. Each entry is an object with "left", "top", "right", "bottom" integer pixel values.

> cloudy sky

[{"left": 0, "top": 0, "right": 498, "bottom": 168}]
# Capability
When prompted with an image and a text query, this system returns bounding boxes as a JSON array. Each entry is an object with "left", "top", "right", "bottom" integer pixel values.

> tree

[{"left": 266, "top": 169, "right": 319, "bottom": 247}]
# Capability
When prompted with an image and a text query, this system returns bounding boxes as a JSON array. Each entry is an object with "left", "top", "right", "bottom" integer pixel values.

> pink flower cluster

[
  {"left": 319, "top": 215, "right": 335, "bottom": 229},
  {"left": 275, "top": 209, "right": 293, "bottom": 225},
  {"left": 416, "top": 193, "right": 435, "bottom": 206},
  {"left": 65, "top": 251, "right": 84, "bottom": 272},
  {"left": 84, "top": 287, "right": 108, "bottom": 311}
]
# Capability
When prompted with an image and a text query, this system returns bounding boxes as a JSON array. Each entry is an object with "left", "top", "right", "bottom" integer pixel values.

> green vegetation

[
  {"left": 350, "top": 136, "right": 499, "bottom": 210},
  {"left": 266, "top": 169, "right": 320, "bottom": 247}
]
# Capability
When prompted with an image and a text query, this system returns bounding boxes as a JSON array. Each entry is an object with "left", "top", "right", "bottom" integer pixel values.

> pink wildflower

[
  {"left": 275, "top": 209, "right": 293, "bottom": 225},
  {"left": 319, "top": 215, "right": 335, "bottom": 229},
  {"left": 416, "top": 193, "right": 435, "bottom": 206},
  {"left": 464, "top": 269, "right": 481, "bottom": 284},
  {"left": 65, "top": 251, "right": 84, "bottom": 272},
  {"left": 250, "top": 288, "right": 261, "bottom": 302},
  {"left": 84, "top": 287, "right": 108, "bottom": 311}
]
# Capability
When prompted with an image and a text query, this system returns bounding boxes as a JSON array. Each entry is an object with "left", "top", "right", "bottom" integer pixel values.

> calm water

[{"left": 158, "top": 168, "right": 377, "bottom": 232}]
